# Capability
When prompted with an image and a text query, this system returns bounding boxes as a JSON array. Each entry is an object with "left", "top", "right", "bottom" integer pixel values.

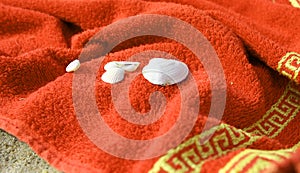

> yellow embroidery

[
  {"left": 292, "top": 142, "right": 300, "bottom": 151},
  {"left": 219, "top": 149, "right": 293, "bottom": 173},
  {"left": 148, "top": 124, "right": 261, "bottom": 173},
  {"left": 289, "top": 0, "right": 300, "bottom": 8},
  {"left": 149, "top": 55, "right": 300, "bottom": 172},
  {"left": 243, "top": 82, "right": 300, "bottom": 138},
  {"left": 219, "top": 141, "right": 300, "bottom": 173},
  {"left": 277, "top": 52, "right": 300, "bottom": 83}
]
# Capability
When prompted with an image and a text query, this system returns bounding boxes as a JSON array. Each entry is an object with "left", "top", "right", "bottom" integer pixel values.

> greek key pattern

[
  {"left": 149, "top": 124, "right": 261, "bottom": 173},
  {"left": 149, "top": 52, "right": 300, "bottom": 172},
  {"left": 243, "top": 82, "right": 300, "bottom": 138},
  {"left": 277, "top": 52, "right": 300, "bottom": 83},
  {"left": 219, "top": 149, "right": 293, "bottom": 173},
  {"left": 289, "top": 0, "right": 300, "bottom": 8},
  {"left": 219, "top": 140, "right": 300, "bottom": 173}
]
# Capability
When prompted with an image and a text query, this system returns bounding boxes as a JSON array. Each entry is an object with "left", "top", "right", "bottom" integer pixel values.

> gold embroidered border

[
  {"left": 277, "top": 52, "right": 300, "bottom": 83},
  {"left": 219, "top": 141, "right": 300, "bottom": 173},
  {"left": 149, "top": 53, "right": 300, "bottom": 172},
  {"left": 219, "top": 149, "right": 293, "bottom": 173},
  {"left": 149, "top": 124, "right": 261, "bottom": 173},
  {"left": 243, "top": 82, "right": 300, "bottom": 138},
  {"left": 289, "top": 0, "right": 300, "bottom": 8}
]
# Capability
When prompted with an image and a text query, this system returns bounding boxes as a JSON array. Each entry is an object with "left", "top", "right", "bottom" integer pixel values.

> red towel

[{"left": 0, "top": 0, "right": 300, "bottom": 172}]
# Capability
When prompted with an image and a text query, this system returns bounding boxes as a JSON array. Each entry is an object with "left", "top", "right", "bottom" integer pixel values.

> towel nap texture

[{"left": 0, "top": 0, "right": 300, "bottom": 172}]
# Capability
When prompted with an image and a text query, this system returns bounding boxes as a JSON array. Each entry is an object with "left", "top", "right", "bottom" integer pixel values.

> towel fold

[{"left": 0, "top": 0, "right": 300, "bottom": 172}]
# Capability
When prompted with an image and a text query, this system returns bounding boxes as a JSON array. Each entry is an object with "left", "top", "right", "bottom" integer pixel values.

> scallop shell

[
  {"left": 142, "top": 58, "right": 189, "bottom": 85},
  {"left": 101, "top": 68, "right": 125, "bottom": 84},
  {"left": 66, "top": 59, "right": 80, "bottom": 72},
  {"left": 104, "top": 61, "right": 140, "bottom": 72}
]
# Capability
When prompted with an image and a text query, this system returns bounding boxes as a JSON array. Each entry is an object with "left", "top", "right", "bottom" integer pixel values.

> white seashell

[
  {"left": 101, "top": 68, "right": 125, "bottom": 84},
  {"left": 66, "top": 59, "right": 80, "bottom": 72},
  {"left": 104, "top": 61, "right": 140, "bottom": 72},
  {"left": 142, "top": 58, "right": 189, "bottom": 85}
]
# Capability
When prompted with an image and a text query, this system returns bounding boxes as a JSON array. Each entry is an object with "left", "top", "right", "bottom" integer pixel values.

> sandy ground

[{"left": 0, "top": 129, "right": 61, "bottom": 173}]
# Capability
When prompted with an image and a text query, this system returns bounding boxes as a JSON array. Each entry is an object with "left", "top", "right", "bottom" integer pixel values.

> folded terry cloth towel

[{"left": 0, "top": 0, "right": 300, "bottom": 172}]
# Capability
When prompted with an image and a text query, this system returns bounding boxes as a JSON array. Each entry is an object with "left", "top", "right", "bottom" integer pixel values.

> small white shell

[
  {"left": 104, "top": 61, "right": 140, "bottom": 72},
  {"left": 101, "top": 68, "right": 125, "bottom": 84},
  {"left": 142, "top": 58, "right": 189, "bottom": 85},
  {"left": 66, "top": 59, "right": 80, "bottom": 72}
]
